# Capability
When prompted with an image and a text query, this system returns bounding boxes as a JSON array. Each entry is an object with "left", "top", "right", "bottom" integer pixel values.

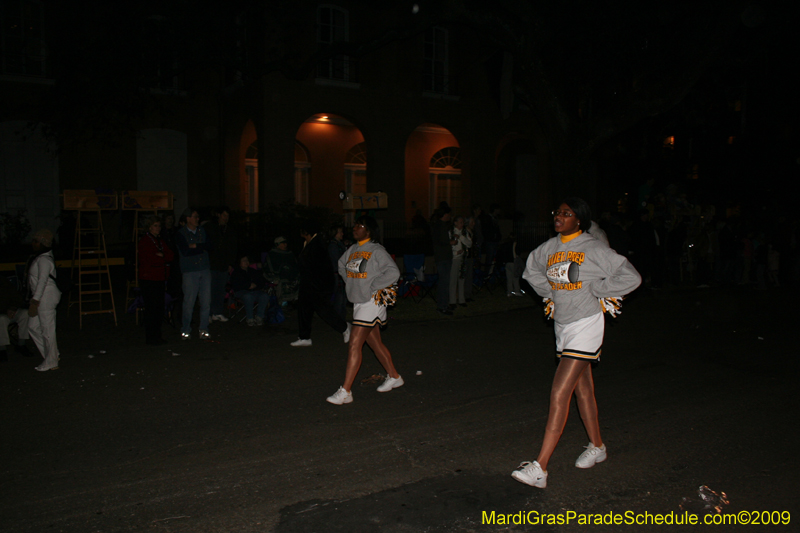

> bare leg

[
  {"left": 365, "top": 326, "right": 399, "bottom": 379},
  {"left": 536, "top": 358, "right": 591, "bottom": 471},
  {"left": 573, "top": 364, "right": 603, "bottom": 448},
  {"left": 342, "top": 325, "right": 370, "bottom": 391}
]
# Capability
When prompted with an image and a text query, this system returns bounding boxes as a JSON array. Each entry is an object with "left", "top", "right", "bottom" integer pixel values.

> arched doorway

[
  {"left": 343, "top": 142, "right": 367, "bottom": 225},
  {"left": 294, "top": 141, "right": 310, "bottom": 205},
  {"left": 240, "top": 119, "right": 258, "bottom": 213},
  {"left": 295, "top": 113, "right": 365, "bottom": 212},
  {"left": 404, "top": 123, "right": 461, "bottom": 220},
  {"left": 244, "top": 140, "right": 259, "bottom": 213}
]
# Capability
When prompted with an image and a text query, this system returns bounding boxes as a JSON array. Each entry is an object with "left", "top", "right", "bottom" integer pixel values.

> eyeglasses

[
  {"left": 551, "top": 210, "right": 575, "bottom": 217},
  {"left": 354, "top": 224, "right": 366, "bottom": 229}
]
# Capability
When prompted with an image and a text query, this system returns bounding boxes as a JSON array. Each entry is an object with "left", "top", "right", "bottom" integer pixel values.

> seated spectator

[
  {"left": 230, "top": 255, "right": 270, "bottom": 326},
  {"left": 1, "top": 275, "right": 32, "bottom": 361},
  {"left": 265, "top": 236, "right": 299, "bottom": 304}
]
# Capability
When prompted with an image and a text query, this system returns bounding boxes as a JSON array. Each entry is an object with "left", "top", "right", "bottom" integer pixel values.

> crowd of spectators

[{"left": 594, "top": 181, "right": 799, "bottom": 289}]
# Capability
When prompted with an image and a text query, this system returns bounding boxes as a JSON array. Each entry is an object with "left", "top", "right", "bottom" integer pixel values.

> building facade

[{"left": 1, "top": 1, "right": 552, "bottom": 242}]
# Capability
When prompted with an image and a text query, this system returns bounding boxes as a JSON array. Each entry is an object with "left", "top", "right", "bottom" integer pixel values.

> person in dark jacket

[
  {"left": 138, "top": 216, "right": 175, "bottom": 345},
  {"left": 176, "top": 208, "right": 212, "bottom": 340},
  {"left": 230, "top": 255, "right": 270, "bottom": 326},
  {"left": 205, "top": 206, "right": 237, "bottom": 323},
  {"left": 290, "top": 220, "right": 350, "bottom": 347}
]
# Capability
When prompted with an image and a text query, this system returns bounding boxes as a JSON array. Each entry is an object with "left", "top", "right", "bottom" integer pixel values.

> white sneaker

[
  {"left": 181, "top": 332, "right": 191, "bottom": 340},
  {"left": 326, "top": 386, "right": 353, "bottom": 405},
  {"left": 511, "top": 460, "right": 547, "bottom": 488},
  {"left": 343, "top": 323, "right": 352, "bottom": 343},
  {"left": 211, "top": 314, "right": 229, "bottom": 322},
  {"left": 377, "top": 375, "right": 404, "bottom": 392},
  {"left": 246, "top": 318, "right": 256, "bottom": 326},
  {"left": 199, "top": 330, "right": 210, "bottom": 339},
  {"left": 35, "top": 363, "right": 59, "bottom": 372},
  {"left": 575, "top": 443, "right": 607, "bottom": 469},
  {"left": 290, "top": 338, "right": 312, "bottom": 347},
  {"left": 254, "top": 316, "right": 263, "bottom": 326}
]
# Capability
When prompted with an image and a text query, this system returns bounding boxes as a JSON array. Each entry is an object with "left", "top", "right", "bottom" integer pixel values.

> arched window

[
  {"left": 430, "top": 146, "right": 461, "bottom": 169},
  {"left": 344, "top": 142, "right": 367, "bottom": 226},
  {"left": 429, "top": 146, "right": 462, "bottom": 215},
  {"left": 294, "top": 141, "right": 310, "bottom": 205},
  {"left": 344, "top": 142, "right": 367, "bottom": 194},
  {"left": 243, "top": 140, "right": 259, "bottom": 213}
]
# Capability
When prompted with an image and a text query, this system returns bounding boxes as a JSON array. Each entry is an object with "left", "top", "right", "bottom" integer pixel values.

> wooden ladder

[{"left": 71, "top": 209, "right": 117, "bottom": 328}]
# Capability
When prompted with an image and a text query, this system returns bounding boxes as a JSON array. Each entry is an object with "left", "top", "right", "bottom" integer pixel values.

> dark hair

[
  {"left": 179, "top": 208, "right": 197, "bottom": 225},
  {"left": 560, "top": 197, "right": 592, "bottom": 230},
  {"left": 143, "top": 215, "right": 162, "bottom": 230},
  {"left": 327, "top": 223, "right": 344, "bottom": 240},
  {"left": 355, "top": 215, "right": 381, "bottom": 243}
]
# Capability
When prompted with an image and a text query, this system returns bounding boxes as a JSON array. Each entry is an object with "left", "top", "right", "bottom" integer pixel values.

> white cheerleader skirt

[
  {"left": 555, "top": 312, "right": 604, "bottom": 361},
  {"left": 352, "top": 299, "right": 387, "bottom": 327}
]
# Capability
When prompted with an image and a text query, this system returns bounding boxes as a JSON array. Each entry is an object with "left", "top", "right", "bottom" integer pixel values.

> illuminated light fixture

[{"left": 320, "top": 115, "right": 329, "bottom": 120}]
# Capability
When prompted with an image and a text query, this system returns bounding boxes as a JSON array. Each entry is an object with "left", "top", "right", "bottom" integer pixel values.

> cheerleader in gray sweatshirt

[
  {"left": 512, "top": 197, "right": 641, "bottom": 489},
  {"left": 326, "top": 216, "right": 403, "bottom": 405}
]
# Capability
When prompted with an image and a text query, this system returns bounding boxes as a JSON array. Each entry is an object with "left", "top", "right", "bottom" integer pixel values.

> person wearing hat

[
  {"left": 25, "top": 228, "right": 61, "bottom": 371},
  {"left": 176, "top": 208, "right": 212, "bottom": 340},
  {"left": 265, "top": 236, "right": 299, "bottom": 304}
]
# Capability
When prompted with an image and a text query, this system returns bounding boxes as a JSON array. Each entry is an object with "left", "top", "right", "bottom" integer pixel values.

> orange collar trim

[{"left": 560, "top": 230, "right": 582, "bottom": 244}]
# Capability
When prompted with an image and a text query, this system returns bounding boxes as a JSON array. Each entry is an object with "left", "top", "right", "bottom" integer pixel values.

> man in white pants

[{"left": 27, "top": 229, "right": 61, "bottom": 371}]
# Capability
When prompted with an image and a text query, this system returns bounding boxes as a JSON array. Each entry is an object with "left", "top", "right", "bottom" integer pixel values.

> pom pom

[
  {"left": 599, "top": 296, "right": 623, "bottom": 318},
  {"left": 373, "top": 283, "right": 398, "bottom": 307},
  {"left": 543, "top": 298, "right": 554, "bottom": 320}
]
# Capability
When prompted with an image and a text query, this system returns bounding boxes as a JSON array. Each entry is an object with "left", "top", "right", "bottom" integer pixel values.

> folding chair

[
  {"left": 400, "top": 254, "right": 438, "bottom": 304},
  {"left": 474, "top": 258, "right": 506, "bottom": 294}
]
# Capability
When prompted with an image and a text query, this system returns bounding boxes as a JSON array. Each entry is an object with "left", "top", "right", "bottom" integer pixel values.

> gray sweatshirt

[
  {"left": 338, "top": 240, "right": 400, "bottom": 304},
  {"left": 523, "top": 232, "right": 641, "bottom": 324}
]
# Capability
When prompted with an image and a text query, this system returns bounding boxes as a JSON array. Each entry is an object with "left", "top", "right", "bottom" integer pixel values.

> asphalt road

[{"left": 1, "top": 286, "right": 797, "bottom": 532}]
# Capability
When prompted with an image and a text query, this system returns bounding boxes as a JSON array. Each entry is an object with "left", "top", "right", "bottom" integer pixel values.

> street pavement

[{"left": 1, "top": 285, "right": 797, "bottom": 532}]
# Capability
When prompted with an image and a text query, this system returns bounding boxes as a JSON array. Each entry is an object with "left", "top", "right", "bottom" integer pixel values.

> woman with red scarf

[{"left": 138, "top": 216, "right": 174, "bottom": 345}]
